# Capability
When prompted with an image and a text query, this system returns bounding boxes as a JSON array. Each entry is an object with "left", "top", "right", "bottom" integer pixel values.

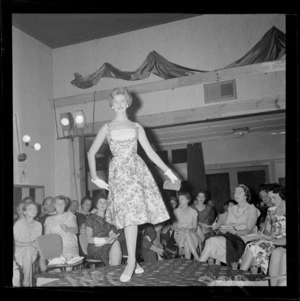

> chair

[
  {"left": 78, "top": 229, "right": 105, "bottom": 268},
  {"left": 36, "top": 234, "right": 83, "bottom": 272}
]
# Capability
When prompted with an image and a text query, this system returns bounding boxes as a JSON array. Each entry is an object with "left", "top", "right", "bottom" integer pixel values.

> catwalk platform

[{"left": 36, "top": 258, "right": 267, "bottom": 287}]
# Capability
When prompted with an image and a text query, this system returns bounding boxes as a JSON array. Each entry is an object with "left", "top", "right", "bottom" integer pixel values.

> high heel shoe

[
  {"left": 134, "top": 263, "right": 144, "bottom": 274},
  {"left": 120, "top": 263, "right": 135, "bottom": 282}
]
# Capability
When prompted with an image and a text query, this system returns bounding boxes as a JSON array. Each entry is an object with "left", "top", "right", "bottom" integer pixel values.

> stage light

[
  {"left": 60, "top": 112, "right": 74, "bottom": 131},
  {"left": 74, "top": 110, "right": 86, "bottom": 128}
]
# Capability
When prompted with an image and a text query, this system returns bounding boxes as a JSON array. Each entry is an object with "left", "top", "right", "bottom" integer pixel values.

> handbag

[{"left": 163, "top": 180, "right": 181, "bottom": 191}]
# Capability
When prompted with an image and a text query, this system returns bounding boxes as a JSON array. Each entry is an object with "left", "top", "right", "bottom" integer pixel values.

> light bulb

[
  {"left": 61, "top": 118, "right": 70, "bottom": 126},
  {"left": 75, "top": 115, "right": 84, "bottom": 124},
  {"left": 34, "top": 143, "right": 41, "bottom": 151},
  {"left": 23, "top": 135, "right": 31, "bottom": 143}
]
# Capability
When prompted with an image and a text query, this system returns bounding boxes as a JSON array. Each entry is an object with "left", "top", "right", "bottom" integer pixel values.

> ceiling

[
  {"left": 85, "top": 111, "right": 286, "bottom": 152},
  {"left": 12, "top": 13, "right": 200, "bottom": 48}
]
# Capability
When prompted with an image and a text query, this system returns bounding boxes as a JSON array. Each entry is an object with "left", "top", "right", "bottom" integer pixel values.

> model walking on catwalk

[{"left": 87, "top": 87, "right": 178, "bottom": 282}]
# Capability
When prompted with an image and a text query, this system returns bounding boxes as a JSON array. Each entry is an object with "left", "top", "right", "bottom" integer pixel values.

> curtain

[
  {"left": 187, "top": 143, "right": 206, "bottom": 198},
  {"left": 70, "top": 26, "right": 285, "bottom": 90}
]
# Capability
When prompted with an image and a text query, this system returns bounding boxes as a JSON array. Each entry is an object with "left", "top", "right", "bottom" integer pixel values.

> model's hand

[
  {"left": 91, "top": 177, "right": 109, "bottom": 190},
  {"left": 164, "top": 169, "right": 178, "bottom": 183}
]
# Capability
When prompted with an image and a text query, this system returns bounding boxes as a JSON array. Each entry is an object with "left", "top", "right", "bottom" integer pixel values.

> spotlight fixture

[
  {"left": 74, "top": 110, "right": 86, "bottom": 129},
  {"left": 60, "top": 112, "right": 74, "bottom": 131},
  {"left": 232, "top": 127, "right": 250, "bottom": 136},
  {"left": 22, "top": 135, "right": 42, "bottom": 151}
]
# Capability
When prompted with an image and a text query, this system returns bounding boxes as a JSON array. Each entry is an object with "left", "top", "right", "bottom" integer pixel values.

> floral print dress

[
  {"left": 244, "top": 206, "right": 286, "bottom": 273},
  {"left": 105, "top": 123, "right": 170, "bottom": 229}
]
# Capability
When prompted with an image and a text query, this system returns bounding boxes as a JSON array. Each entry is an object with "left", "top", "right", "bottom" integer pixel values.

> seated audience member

[
  {"left": 191, "top": 190, "right": 217, "bottom": 247},
  {"left": 217, "top": 199, "right": 238, "bottom": 225},
  {"left": 140, "top": 223, "right": 165, "bottom": 263},
  {"left": 85, "top": 192, "right": 122, "bottom": 266},
  {"left": 68, "top": 200, "right": 79, "bottom": 214},
  {"left": 173, "top": 191, "right": 201, "bottom": 261},
  {"left": 240, "top": 183, "right": 286, "bottom": 275},
  {"left": 76, "top": 196, "right": 93, "bottom": 229},
  {"left": 14, "top": 197, "right": 35, "bottom": 222},
  {"left": 13, "top": 201, "right": 42, "bottom": 287},
  {"left": 37, "top": 196, "right": 55, "bottom": 232},
  {"left": 44, "top": 195, "right": 79, "bottom": 261},
  {"left": 199, "top": 184, "right": 260, "bottom": 266},
  {"left": 256, "top": 183, "right": 273, "bottom": 231}
]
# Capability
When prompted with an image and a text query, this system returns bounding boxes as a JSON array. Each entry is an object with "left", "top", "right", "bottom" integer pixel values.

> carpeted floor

[{"left": 36, "top": 258, "right": 267, "bottom": 287}]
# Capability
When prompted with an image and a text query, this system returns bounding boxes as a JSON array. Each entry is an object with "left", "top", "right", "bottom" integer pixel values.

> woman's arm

[
  {"left": 87, "top": 124, "right": 108, "bottom": 180},
  {"left": 136, "top": 123, "right": 170, "bottom": 172},
  {"left": 86, "top": 226, "right": 96, "bottom": 244},
  {"left": 233, "top": 208, "right": 259, "bottom": 236}
]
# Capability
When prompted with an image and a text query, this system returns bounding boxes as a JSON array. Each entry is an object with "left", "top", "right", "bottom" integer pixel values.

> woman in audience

[
  {"left": 191, "top": 190, "right": 217, "bottom": 247},
  {"left": 76, "top": 196, "right": 93, "bottom": 228},
  {"left": 37, "top": 196, "right": 55, "bottom": 232},
  {"left": 13, "top": 201, "right": 42, "bottom": 287},
  {"left": 199, "top": 184, "right": 260, "bottom": 266},
  {"left": 217, "top": 199, "right": 238, "bottom": 225},
  {"left": 44, "top": 195, "right": 79, "bottom": 261},
  {"left": 173, "top": 191, "right": 201, "bottom": 260},
  {"left": 14, "top": 196, "right": 35, "bottom": 222},
  {"left": 68, "top": 200, "right": 79, "bottom": 214},
  {"left": 256, "top": 183, "right": 273, "bottom": 231},
  {"left": 85, "top": 191, "right": 122, "bottom": 266},
  {"left": 240, "top": 183, "right": 286, "bottom": 276}
]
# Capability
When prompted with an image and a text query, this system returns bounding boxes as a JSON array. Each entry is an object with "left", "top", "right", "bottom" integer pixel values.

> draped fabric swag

[
  {"left": 71, "top": 26, "right": 286, "bottom": 89},
  {"left": 187, "top": 143, "right": 206, "bottom": 198}
]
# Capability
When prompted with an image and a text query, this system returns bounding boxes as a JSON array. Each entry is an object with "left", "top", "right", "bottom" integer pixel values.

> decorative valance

[{"left": 71, "top": 26, "right": 286, "bottom": 89}]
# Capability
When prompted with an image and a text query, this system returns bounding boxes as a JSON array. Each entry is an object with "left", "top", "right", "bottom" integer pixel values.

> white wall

[
  {"left": 13, "top": 27, "right": 55, "bottom": 198},
  {"left": 45, "top": 14, "right": 287, "bottom": 198}
]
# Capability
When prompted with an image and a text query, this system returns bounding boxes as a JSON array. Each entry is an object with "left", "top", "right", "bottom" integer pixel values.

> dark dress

[{"left": 85, "top": 214, "right": 117, "bottom": 265}]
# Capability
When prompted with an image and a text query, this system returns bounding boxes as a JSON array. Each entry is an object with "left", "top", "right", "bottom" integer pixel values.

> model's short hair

[
  {"left": 267, "top": 183, "right": 285, "bottom": 200},
  {"left": 237, "top": 184, "right": 251, "bottom": 203},
  {"left": 108, "top": 87, "right": 132, "bottom": 108},
  {"left": 224, "top": 199, "right": 238, "bottom": 207}
]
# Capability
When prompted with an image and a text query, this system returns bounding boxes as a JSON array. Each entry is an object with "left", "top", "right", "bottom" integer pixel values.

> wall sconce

[
  {"left": 23, "top": 135, "right": 42, "bottom": 151},
  {"left": 232, "top": 127, "right": 250, "bottom": 136}
]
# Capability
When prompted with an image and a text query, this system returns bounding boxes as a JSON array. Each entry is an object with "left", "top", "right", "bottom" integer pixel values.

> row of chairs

[{"left": 36, "top": 232, "right": 128, "bottom": 274}]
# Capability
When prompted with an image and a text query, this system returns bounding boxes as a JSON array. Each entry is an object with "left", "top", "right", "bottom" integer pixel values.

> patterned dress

[
  {"left": 105, "top": 123, "right": 170, "bottom": 229},
  {"left": 85, "top": 214, "right": 117, "bottom": 265},
  {"left": 244, "top": 205, "right": 286, "bottom": 274}
]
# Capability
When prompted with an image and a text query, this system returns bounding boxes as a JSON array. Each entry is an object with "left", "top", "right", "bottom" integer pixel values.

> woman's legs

[
  {"left": 269, "top": 247, "right": 286, "bottom": 286},
  {"left": 199, "top": 238, "right": 212, "bottom": 262},
  {"left": 183, "top": 240, "right": 191, "bottom": 259},
  {"left": 109, "top": 240, "right": 122, "bottom": 266},
  {"left": 185, "top": 234, "right": 200, "bottom": 261},
  {"left": 22, "top": 249, "right": 34, "bottom": 287},
  {"left": 121, "top": 225, "right": 138, "bottom": 281},
  {"left": 240, "top": 248, "right": 254, "bottom": 271}
]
